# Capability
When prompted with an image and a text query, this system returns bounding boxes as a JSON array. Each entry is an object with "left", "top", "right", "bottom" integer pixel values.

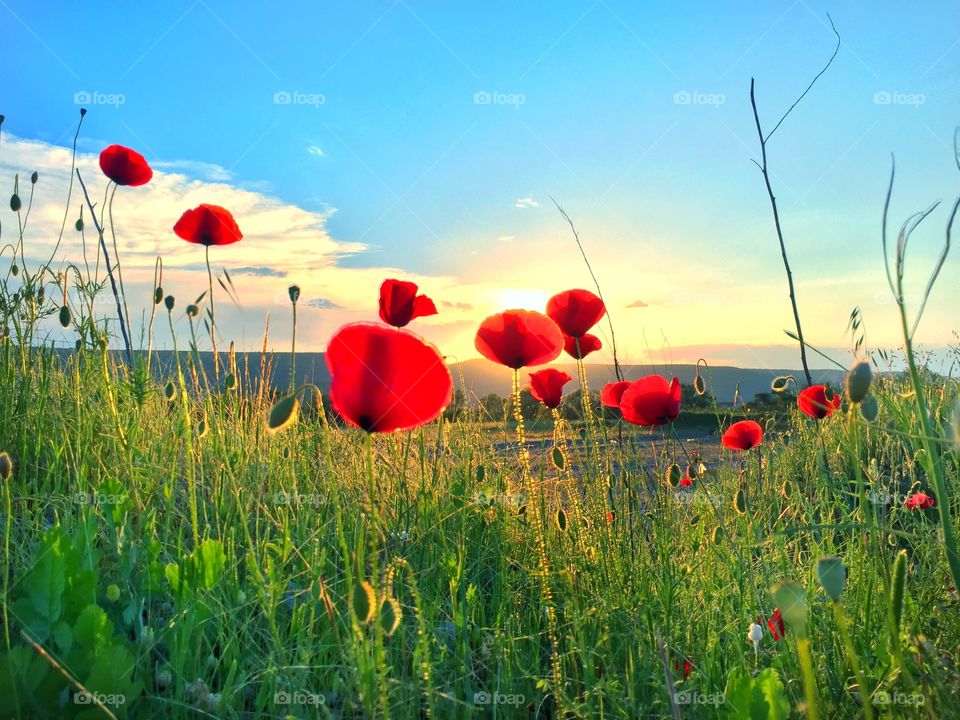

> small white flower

[{"left": 747, "top": 622, "right": 763, "bottom": 656}]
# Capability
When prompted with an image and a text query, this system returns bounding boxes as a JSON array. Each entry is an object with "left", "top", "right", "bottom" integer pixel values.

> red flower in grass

[
  {"left": 564, "top": 333, "right": 601, "bottom": 359},
  {"left": 619, "top": 375, "right": 682, "bottom": 427},
  {"left": 674, "top": 659, "right": 692, "bottom": 680},
  {"left": 767, "top": 609, "right": 786, "bottom": 641},
  {"left": 325, "top": 323, "right": 452, "bottom": 433},
  {"left": 905, "top": 492, "right": 935, "bottom": 510},
  {"left": 378, "top": 278, "right": 438, "bottom": 328},
  {"left": 797, "top": 384, "right": 842, "bottom": 420},
  {"left": 546, "top": 289, "right": 605, "bottom": 338},
  {"left": 679, "top": 469, "right": 694, "bottom": 488},
  {"left": 99, "top": 144, "right": 152, "bottom": 186},
  {"left": 475, "top": 310, "right": 563, "bottom": 369},
  {"left": 600, "top": 381, "right": 631, "bottom": 408},
  {"left": 174, "top": 204, "right": 242, "bottom": 246},
  {"left": 529, "top": 369, "right": 573, "bottom": 409},
  {"left": 722, "top": 420, "right": 763, "bottom": 451}
]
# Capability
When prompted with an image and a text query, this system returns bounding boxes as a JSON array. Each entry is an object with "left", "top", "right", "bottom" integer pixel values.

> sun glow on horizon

[{"left": 493, "top": 288, "right": 553, "bottom": 313}]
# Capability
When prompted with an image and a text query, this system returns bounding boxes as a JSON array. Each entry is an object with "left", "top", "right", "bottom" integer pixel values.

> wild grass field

[{"left": 1, "top": 114, "right": 960, "bottom": 720}]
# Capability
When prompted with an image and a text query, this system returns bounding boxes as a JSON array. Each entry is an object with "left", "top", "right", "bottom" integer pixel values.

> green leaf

[
  {"left": 197, "top": 540, "right": 226, "bottom": 590},
  {"left": 754, "top": 668, "right": 790, "bottom": 720},
  {"left": 73, "top": 604, "right": 112, "bottom": 653},
  {"left": 724, "top": 667, "right": 789, "bottom": 720},
  {"left": 552, "top": 447, "right": 564, "bottom": 470},
  {"left": 816, "top": 557, "right": 846, "bottom": 602}
]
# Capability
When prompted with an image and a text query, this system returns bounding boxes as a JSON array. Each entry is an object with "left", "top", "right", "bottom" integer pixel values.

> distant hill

[{"left": 62, "top": 350, "right": 843, "bottom": 402}]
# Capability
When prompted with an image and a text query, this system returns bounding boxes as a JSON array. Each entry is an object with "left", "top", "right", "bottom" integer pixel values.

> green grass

[{"left": 0, "top": 332, "right": 959, "bottom": 719}]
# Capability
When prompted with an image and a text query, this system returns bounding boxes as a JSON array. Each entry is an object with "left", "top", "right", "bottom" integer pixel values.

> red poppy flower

[
  {"left": 605, "top": 511, "right": 616, "bottom": 524},
  {"left": 475, "top": 310, "right": 563, "bottom": 369},
  {"left": 528, "top": 369, "right": 572, "bottom": 409},
  {"left": 325, "top": 323, "right": 452, "bottom": 433},
  {"left": 674, "top": 659, "right": 692, "bottom": 680},
  {"left": 564, "top": 332, "right": 601, "bottom": 359},
  {"left": 679, "top": 470, "right": 694, "bottom": 488},
  {"left": 600, "top": 380, "right": 631, "bottom": 408},
  {"left": 546, "top": 289, "right": 605, "bottom": 338},
  {"left": 99, "top": 144, "right": 153, "bottom": 186},
  {"left": 905, "top": 492, "right": 935, "bottom": 510},
  {"left": 797, "top": 384, "right": 842, "bottom": 420},
  {"left": 767, "top": 609, "right": 786, "bottom": 641},
  {"left": 619, "top": 375, "right": 682, "bottom": 426},
  {"left": 378, "top": 278, "right": 437, "bottom": 328},
  {"left": 174, "top": 204, "right": 242, "bottom": 247},
  {"left": 722, "top": 420, "right": 763, "bottom": 451}
]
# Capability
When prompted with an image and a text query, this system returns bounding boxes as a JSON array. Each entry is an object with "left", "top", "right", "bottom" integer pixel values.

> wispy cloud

[
  {"left": 627, "top": 299, "right": 649, "bottom": 308},
  {"left": 306, "top": 297, "right": 341, "bottom": 309},
  {"left": 514, "top": 197, "right": 539, "bottom": 209},
  {"left": 306, "top": 145, "right": 325, "bottom": 157}
]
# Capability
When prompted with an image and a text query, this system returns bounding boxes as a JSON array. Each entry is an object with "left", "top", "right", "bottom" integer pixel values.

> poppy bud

[
  {"left": 380, "top": 596, "right": 402, "bottom": 637},
  {"left": 860, "top": 394, "right": 878, "bottom": 422},
  {"left": 105, "top": 584, "right": 121, "bottom": 602},
  {"left": 156, "top": 668, "right": 172, "bottom": 691},
  {"left": 693, "top": 373, "right": 706, "bottom": 396},
  {"left": 30, "top": 171, "right": 38, "bottom": 185},
  {"left": 267, "top": 394, "right": 299, "bottom": 433},
  {"left": 164, "top": 381, "right": 176, "bottom": 401},
  {"left": 10, "top": 194, "right": 21, "bottom": 212},
  {"left": 734, "top": 488, "right": 746, "bottom": 514},
  {"left": 59, "top": 305, "right": 71, "bottom": 328},
  {"left": 288, "top": 285, "right": 301, "bottom": 304},
  {"left": 552, "top": 446, "right": 564, "bottom": 470},
  {"left": 771, "top": 376, "right": 794, "bottom": 393},
  {"left": 164, "top": 295, "right": 175, "bottom": 311},
  {"left": 771, "top": 581, "right": 808, "bottom": 629},
  {"left": 0, "top": 452, "right": 12, "bottom": 480},
  {"left": 844, "top": 361, "right": 872, "bottom": 404},
  {"left": 665, "top": 463, "right": 682, "bottom": 487},
  {"left": 556, "top": 508, "right": 567, "bottom": 532},
  {"left": 79, "top": 108, "right": 87, "bottom": 117},
  {"left": 75, "top": 339, "right": 82, "bottom": 351},
  {"left": 75, "top": 217, "right": 84, "bottom": 232},
  {"left": 10, "top": 264, "right": 18, "bottom": 277},
  {"left": 747, "top": 622, "right": 763, "bottom": 655},
  {"left": 712, "top": 526, "right": 724, "bottom": 544},
  {"left": 186, "top": 304, "right": 199, "bottom": 318},
  {"left": 154, "top": 286, "right": 163, "bottom": 305},
  {"left": 816, "top": 557, "right": 846, "bottom": 602},
  {"left": 353, "top": 581, "right": 376, "bottom": 624},
  {"left": 37, "top": 287, "right": 45, "bottom": 305}
]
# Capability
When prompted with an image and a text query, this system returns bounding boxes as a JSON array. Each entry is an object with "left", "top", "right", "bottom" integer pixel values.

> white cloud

[
  {"left": 514, "top": 197, "right": 539, "bottom": 209},
  {"left": 306, "top": 145, "right": 325, "bottom": 158}
]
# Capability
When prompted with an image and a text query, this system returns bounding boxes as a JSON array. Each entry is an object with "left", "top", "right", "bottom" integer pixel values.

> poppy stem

[
  {"left": 75, "top": 170, "right": 133, "bottom": 365},
  {"left": 511, "top": 370, "right": 530, "bottom": 485},
  {"left": 206, "top": 244, "right": 220, "bottom": 378}
]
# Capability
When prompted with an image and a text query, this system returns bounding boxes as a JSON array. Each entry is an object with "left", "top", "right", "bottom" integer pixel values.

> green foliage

[{"left": 724, "top": 667, "right": 790, "bottom": 720}]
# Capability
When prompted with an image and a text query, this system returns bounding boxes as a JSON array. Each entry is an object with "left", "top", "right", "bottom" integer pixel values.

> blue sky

[{"left": 2, "top": 0, "right": 959, "bottom": 367}]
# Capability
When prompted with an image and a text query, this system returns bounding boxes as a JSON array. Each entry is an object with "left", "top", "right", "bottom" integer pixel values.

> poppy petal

[
  {"left": 529, "top": 369, "right": 573, "bottom": 409},
  {"left": 546, "top": 289, "right": 606, "bottom": 338},
  {"left": 475, "top": 310, "right": 563, "bottom": 369},
  {"left": 326, "top": 323, "right": 452, "bottom": 433},
  {"left": 99, "top": 144, "right": 153, "bottom": 186},
  {"left": 174, "top": 204, "right": 242, "bottom": 246}
]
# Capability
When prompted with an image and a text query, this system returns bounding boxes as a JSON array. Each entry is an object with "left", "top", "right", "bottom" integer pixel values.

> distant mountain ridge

[{"left": 58, "top": 350, "right": 845, "bottom": 402}]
